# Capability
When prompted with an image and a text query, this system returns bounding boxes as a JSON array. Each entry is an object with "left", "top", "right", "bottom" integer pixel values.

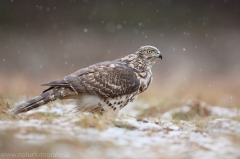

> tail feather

[{"left": 11, "top": 87, "right": 72, "bottom": 115}]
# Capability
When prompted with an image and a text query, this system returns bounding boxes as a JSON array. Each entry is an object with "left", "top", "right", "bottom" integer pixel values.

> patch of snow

[
  {"left": 2, "top": 102, "right": 240, "bottom": 159},
  {"left": 123, "top": 118, "right": 163, "bottom": 130}
]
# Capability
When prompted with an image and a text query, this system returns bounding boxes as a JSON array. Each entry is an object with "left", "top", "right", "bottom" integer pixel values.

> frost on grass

[
  {"left": 0, "top": 99, "right": 240, "bottom": 159},
  {"left": 161, "top": 100, "right": 240, "bottom": 120}
]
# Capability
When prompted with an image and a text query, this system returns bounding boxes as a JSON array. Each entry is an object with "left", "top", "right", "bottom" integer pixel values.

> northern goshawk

[{"left": 11, "top": 45, "right": 162, "bottom": 116}]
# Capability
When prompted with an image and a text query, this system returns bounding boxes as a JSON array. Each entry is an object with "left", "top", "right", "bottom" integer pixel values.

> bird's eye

[{"left": 147, "top": 50, "right": 152, "bottom": 54}]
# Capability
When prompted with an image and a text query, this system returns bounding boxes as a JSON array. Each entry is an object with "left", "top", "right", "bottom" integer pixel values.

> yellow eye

[{"left": 147, "top": 50, "right": 152, "bottom": 54}]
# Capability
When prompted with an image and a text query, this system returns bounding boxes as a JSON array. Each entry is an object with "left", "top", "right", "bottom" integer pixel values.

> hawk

[{"left": 11, "top": 45, "right": 162, "bottom": 116}]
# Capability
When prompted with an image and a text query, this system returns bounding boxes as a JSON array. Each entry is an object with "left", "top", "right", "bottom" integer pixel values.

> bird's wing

[{"left": 41, "top": 62, "right": 140, "bottom": 97}]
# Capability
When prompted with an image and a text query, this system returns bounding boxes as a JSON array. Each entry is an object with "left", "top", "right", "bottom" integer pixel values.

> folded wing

[{"left": 41, "top": 62, "right": 140, "bottom": 97}]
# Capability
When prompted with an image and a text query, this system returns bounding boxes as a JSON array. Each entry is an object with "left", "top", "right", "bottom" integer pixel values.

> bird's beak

[{"left": 158, "top": 52, "right": 162, "bottom": 59}]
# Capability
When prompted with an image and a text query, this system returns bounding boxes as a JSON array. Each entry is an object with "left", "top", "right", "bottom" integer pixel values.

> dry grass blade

[{"left": 0, "top": 95, "right": 16, "bottom": 120}]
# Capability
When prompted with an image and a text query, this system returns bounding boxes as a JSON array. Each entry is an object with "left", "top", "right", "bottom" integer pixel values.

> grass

[
  {"left": 0, "top": 91, "right": 240, "bottom": 159},
  {"left": 0, "top": 96, "right": 16, "bottom": 120}
]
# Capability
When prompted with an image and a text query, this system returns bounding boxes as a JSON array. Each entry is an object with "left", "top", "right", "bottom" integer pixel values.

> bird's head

[
  {"left": 136, "top": 45, "right": 162, "bottom": 60},
  {"left": 135, "top": 45, "right": 162, "bottom": 68}
]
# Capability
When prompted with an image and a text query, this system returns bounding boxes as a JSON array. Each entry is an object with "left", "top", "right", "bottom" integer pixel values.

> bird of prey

[{"left": 11, "top": 45, "right": 162, "bottom": 116}]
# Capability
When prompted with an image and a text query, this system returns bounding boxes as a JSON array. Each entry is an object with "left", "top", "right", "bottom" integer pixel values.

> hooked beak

[{"left": 158, "top": 52, "right": 162, "bottom": 59}]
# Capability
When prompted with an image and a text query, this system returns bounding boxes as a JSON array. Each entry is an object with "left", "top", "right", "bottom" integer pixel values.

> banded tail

[{"left": 11, "top": 87, "right": 73, "bottom": 115}]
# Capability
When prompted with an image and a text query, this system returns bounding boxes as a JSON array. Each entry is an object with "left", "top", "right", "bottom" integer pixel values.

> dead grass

[
  {"left": 74, "top": 114, "right": 114, "bottom": 131},
  {"left": 0, "top": 85, "right": 240, "bottom": 159},
  {"left": 0, "top": 95, "right": 17, "bottom": 120},
  {"left": 137, "top": 98, "right": 184, "bottom": 118},
  {"left": 22, "top": 112, "right": 62, "bottom": 122}
]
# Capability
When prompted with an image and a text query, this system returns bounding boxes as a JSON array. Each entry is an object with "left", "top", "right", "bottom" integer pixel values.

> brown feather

[{"left": 11, "top": 45, "right": 162, "bottom": 116}]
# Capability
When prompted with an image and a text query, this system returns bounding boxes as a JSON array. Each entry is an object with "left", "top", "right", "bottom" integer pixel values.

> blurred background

[{"left": 0, "top": 0, "right": 240, "bottom": 107}]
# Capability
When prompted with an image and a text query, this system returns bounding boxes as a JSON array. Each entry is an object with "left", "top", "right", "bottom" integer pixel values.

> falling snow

[
  {"left": 83, "top": 28, "right": 88, "bottom": 33},
  {"left": 117, "top": 24, "right": 122, "bottom": 29}
]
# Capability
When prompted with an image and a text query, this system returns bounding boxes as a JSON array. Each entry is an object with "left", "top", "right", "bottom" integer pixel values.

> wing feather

[{"left": 41, "top": 62, "right": 140, "bottom": 97}]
